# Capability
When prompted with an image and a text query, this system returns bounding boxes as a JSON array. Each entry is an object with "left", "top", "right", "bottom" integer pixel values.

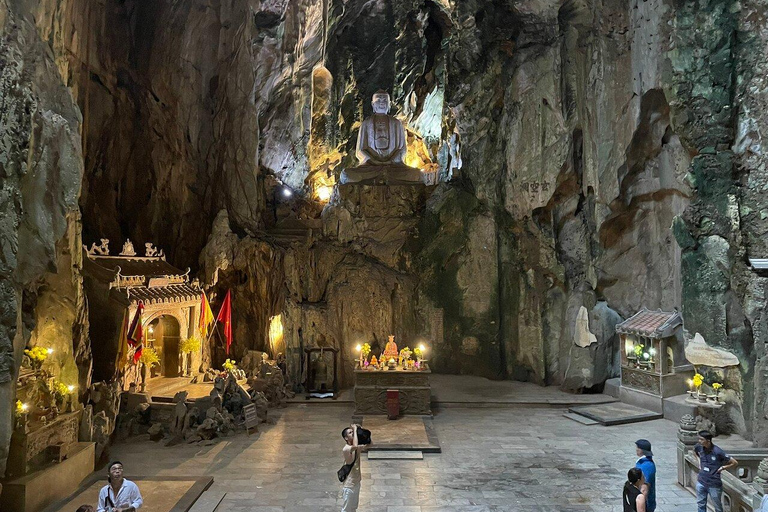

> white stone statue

[
  {"left": 340, "top": 90, "right": 423, "bottom": 185},
  {"left": 355, "top": 90, "right": 408, "bottom": 165}
]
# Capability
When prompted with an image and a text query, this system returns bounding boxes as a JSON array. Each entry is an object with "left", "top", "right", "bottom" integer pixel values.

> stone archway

[{"left": 147, "top": 315, "right": 181, "bottom": 378}]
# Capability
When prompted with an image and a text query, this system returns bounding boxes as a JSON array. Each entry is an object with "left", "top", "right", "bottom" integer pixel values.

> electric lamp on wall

[{"left": 316, "top": 185, "right": 333, "bottom": 202}]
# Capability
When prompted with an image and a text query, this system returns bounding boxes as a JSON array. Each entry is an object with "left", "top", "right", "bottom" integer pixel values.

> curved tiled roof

[{"left": 615, "top": 308, "right": 682, "bottom": 338}]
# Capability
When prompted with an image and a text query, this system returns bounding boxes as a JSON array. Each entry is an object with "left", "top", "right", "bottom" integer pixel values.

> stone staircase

[
  {"left": 565, "top": 377, "right": 697, "bottom": 426},
  {"left": 266, "top": 218, "right": 322, "bottom": 243}
]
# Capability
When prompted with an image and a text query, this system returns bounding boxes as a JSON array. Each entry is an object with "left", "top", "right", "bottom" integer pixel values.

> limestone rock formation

[
  {"left": 3, "top": 0, "right": 768, "bottom": 466},
  {"left": 0, "top": 0, "right": 84, "bottom": 476},
  {"left": 686, "top": 333, "right": 740, "bottom": 368}
]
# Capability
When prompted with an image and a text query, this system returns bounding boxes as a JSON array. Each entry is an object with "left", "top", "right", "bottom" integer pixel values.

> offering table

[{"left": 353, "top": 368, "right": 431, "bottom": 416}]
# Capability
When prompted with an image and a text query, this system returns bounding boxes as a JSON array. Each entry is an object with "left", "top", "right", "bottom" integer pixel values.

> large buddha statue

[{"left": 339, "top": 90, "right": 424, "bottom": 185}]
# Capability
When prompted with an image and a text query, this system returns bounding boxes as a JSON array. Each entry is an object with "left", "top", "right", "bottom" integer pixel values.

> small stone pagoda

[
  {"left": 616, "top": 308, "right": 692, "bottom": 412},
  {"left": 83, "top": 239, "right": 204, "bottom": 386}
]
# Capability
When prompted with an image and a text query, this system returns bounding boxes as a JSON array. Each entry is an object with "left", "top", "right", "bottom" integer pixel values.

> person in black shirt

[{"left": 623, "top": 467, "right": 647, "bottom": 512}]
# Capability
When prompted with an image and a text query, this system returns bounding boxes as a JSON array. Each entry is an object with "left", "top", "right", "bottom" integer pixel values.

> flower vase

[
  {"left": 17, "top": 412, "right": 29, "bottom": 433},
  {"left": 185, "top": 352, "right": 192, "bottom": 377},
  {"left": 140, "top": 363, "right": 147, "bottom": 392}
]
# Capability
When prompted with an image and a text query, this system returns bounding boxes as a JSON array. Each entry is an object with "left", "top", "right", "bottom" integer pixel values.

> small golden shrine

[
  {"left": 617, "top": 308, "right": 691, "bottom": 399},
  {"left": 83, "top": 239, "right": 203, "bottom": 386}
]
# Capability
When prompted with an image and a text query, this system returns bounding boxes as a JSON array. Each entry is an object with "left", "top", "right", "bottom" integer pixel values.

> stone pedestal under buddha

[{"left": 340, "top": 90, "right": 424, "bottom": 186}]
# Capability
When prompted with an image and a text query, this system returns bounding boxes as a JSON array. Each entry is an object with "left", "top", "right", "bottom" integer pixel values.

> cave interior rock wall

[{"left": 3, "top": 0, "right": 768, "bottom": 478}]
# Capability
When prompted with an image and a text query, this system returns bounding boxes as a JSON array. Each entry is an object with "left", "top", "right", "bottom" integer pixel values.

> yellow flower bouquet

[
  {"left": 24, "top": 346, "right": 49, "bottom": 370},
  {"left": 180, "top": 336, "right": 202, "bottom": 354},
  {"left": 49, "top": 379, "right": 70, "bottom": 406},
  {"left": 139, "top": 347, "right": 160, "bottom": 369}
]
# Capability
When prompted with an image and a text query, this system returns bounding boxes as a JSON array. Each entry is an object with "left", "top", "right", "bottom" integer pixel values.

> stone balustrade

[{"left": 677, "top": 414, "right": 768, "bottom": 511}]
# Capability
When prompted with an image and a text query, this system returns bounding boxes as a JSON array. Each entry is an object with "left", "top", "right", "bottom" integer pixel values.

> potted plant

[
  {"left": 223, "top": 358, "right": 236, "bottom": 376},
  {"left": 24, "top": 346, "right": 49, "bottom": 371},
  {"left": 399, "top": 347, "right": 412, "bottom": 368},
  {"left": 14, "top": 400, "right": 29, "bottom": 432},
  {"left": 139, "top": 347, "right": 160, "bottom": 391},
  {"left": 180, "top": 336, "right": 202, "bottom": 377},
  {"left": 693, "top": 373, "right": 706, "bottom": 401},
  {"left": 49, "top": 379, "right": 70, "bottom": 410},
  {"left": 633, "top": 344, "right": 644, "bottom": 368},
  {"left": 712, "top": 382, "right": 723, "bottom": 402}
]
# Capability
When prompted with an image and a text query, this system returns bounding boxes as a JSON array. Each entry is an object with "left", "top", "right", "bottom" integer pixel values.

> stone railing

[{"left": 677, "top": 414, "right": 768, "bottom": 511}]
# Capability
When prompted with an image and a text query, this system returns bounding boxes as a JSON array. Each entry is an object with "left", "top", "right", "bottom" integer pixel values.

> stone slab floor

[{"left": 108, "top": 406, "right": 696, "bottom": 512}]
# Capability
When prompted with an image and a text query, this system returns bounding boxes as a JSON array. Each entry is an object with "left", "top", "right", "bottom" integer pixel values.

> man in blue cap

[{"left": 635, "top": 439, "right": 656, "bottom": 512}]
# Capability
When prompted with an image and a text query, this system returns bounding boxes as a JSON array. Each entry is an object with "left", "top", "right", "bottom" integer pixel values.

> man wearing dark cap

[
  {"left": 634, "top": 439, "right": 656, "bottom": 512},
  {"left": 694, "top": 430, "right": 738, "bottom": 512},
  {"left": 96, "top": 461, "right": 143, "bottom": 512}
]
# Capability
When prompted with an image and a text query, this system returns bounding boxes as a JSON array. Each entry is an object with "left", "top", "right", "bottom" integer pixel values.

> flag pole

[
  {"left": 214, "top": 328, "right": 228, "bottom": 354},
  {"left": 204, "top": 318, "right": 218, "bottom": 346}
]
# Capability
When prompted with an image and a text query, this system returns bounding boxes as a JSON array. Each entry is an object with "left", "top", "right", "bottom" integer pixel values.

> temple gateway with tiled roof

[
  {"left": 616, "top": 308, "right": 693, "bottom": 414},
  {"left": 83, "top": 239, "right": 205, "bottom": 385}
]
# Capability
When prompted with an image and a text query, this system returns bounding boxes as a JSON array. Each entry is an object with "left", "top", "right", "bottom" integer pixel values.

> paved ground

[
  {"left": 286, "top": 375, "right": 618, "bottom": 406},
  {"left": 106, "top": 404, "right": 696, "bottom": 512},
  {"left": 428, "top": 375, "right": 616, "bottom": 406},
  {"left": 52, "top": 477, "right": 202, "bottom": 512}
]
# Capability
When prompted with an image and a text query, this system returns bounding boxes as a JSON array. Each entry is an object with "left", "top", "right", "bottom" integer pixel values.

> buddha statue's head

[{"left": 371, "top": 90, "right": 391, "bottom": 114}]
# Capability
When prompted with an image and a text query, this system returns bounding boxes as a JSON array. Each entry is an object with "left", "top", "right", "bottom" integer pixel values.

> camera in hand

[{"left": 355, "top": 426, "right": 372, "bottom": 445}]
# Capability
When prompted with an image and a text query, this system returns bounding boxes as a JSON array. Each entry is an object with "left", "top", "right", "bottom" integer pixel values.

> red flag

[
  {"left": 216, "top": 290, "right": 232, "bottom": 354},
  {"left": 127, "top": 301, "right": 144, "bottom": 363},
  {"left": 116, "top": 310, "right": 129, "bottom": 371}
]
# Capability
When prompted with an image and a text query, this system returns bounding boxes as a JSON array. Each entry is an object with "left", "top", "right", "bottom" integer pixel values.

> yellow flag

[{"left": 198, "top": 291, "right": 214, "bottom": 337}]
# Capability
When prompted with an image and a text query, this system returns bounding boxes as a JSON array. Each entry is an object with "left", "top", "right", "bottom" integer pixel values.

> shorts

[{"left": 341, "top": 485, "right": 360, "bottom": 512}]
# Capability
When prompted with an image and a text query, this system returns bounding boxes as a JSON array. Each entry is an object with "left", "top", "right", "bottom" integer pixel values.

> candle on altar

[{"left": 356, "top": 344, "right": 363, "bottom": 367}]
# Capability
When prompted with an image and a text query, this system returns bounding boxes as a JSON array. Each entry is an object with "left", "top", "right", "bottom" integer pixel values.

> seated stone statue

[
  {"left": 382, "top": 335, "right": 398, "bottom": 359},
  {"left": 340, "top": 90, "right": 424, "bottom": 185}
]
